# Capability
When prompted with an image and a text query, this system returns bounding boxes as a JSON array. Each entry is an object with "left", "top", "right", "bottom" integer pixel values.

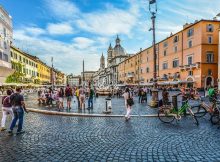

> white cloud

[
  {"left": 25, "top": 27, "right": 45, "bottom": 36},
  {"left": 47, "top": 23, "right": 74, "bottom": 35},
  {"left": 76, "top": 2, "right": 140, "bottom": 36},
  {"left": 13, "top": 30, "right": 100, "bottom": 74},
  {"left": 73, "top": 37, "right": 95, "bottom": 49},
  {"left": 45, "top": 0, "right": 80, "bottom": 19}
]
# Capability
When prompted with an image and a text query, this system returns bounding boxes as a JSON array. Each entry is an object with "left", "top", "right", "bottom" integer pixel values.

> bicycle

[
  {"left": 158, "top": 99, "right": 199, "bottom": 125},
  {"left": 191, "top": 97, "right": 220, "bottom": 125}
]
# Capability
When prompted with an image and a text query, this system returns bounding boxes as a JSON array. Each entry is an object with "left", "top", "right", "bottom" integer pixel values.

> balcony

[
  {"left": 180, "top": 62, "right": 200, "bottom": 71},
  {"left": 127, "top": 72, "right": 135, "bottom": 78}
]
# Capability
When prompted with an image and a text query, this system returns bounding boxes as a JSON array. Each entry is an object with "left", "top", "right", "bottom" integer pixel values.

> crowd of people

[
  {"left": 37, "top": 85, "right": 95, "bottom": 111},
  {"left": 1, "top": 84, "right": 219, "bottom": 135}
]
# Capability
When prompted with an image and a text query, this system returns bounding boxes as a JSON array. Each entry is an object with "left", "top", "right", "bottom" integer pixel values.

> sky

[{"left": 1, "top": 0, "right": 220, "bottom": 75}]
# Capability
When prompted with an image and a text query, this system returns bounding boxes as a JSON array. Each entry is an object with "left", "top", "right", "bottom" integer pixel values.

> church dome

[{"left": 112, "top": 35, "right": 126, "bottom": 57}]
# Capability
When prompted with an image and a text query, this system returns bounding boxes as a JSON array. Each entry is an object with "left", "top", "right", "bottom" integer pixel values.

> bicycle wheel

[
  {"left": 158, "top": 108, "right": 175, "bottom": 123},
  {"left": 188, "top": 108, "right": 199, "bottom": 126},
  {"left": 211, "top": 114, "right": 220, "bottom": 125},
  {"left": 191, "top": 105, "right": 207, "bottom": 118}
]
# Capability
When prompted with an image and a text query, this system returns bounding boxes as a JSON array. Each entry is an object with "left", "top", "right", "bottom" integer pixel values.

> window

[
  {"left": 206, "top": 53, "right": 214, "bottom": 63},
  {"left": 19, "top": 56, "right": 22, "bottom": 61},
  {"left": 174, "top": 46, "right": 178, "bottom": 53},
  {"left": 10, "top": 51, "right": 13, "bottom": 57},
  {"left": 146, "top": 67, "right": 149, "bottom": 73},
  {"left": 208, "top": 69, "right": 212, "bottom": 75},
  {"left": 187, "top": 28, "right": 194, "bottom": 37},
  {"left": 3, "top": 28, "right": 6, "bottom": 37},
  {"left": 162, "top": 62, "right": 168, "bottom": 69},
  {"left": 188, "top": 40, "right": 192, "bottom": 48},
  {"left": 4, "top": 41, "right": 7, "bottom": 49},
  {"left": 173, "top": 35, "right": 179, "bottom": 43},
  {"left": 0, "top": 51, "right": 2, "bottom": 60},
  {"left": 207, "top": 24, "right": 213, "bottom": 32},
  {"left": 187, "top": 56, "right": 193, "bottom": 65},
  {"left": 188, "top": 71, "right": 193, "bottom": 76},
  {"left": 3, "top": 53, "right": 8, "bottom": 62},
  {"left": 163, "top": 42, "right": 168, "bottom": 48},
  {"left": 208, "top": 36, "right": 213, "bottom": 44},
  {"left": 23, "top": 68, "right": 26, "bottom": 74},
  {"left": 173, "top": 59, "right": 179, "bottom": 68},
  {"left": 147, "top": 57, "right": 148, "bottom": 62},
  {"left": 141, "top": 68, "right": 143, "bottom": 74},
  {"left": 163, "top": 50, "right": 167, "bottom": 56}
]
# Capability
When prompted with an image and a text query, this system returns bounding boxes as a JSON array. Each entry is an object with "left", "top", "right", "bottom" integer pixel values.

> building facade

[
  {"left": 0, "top": 6, "right": 14, "bottom": 84},
  {"left": 118, "top": 19, "right": 220, "bottom": 89},
  {"left": 93, "top": 35, "right": 131, "bottom": 88},
  {"left": 67, "top": 74, "right": 81, "bottom": 87},
  {"left": 10, "top": 46, "right": 38, "bottom": 83},
  {"left": 36, "top": 59, "right": 51, "bottom": 85},
  {"left": 81, "top": 71, "right": 95, "bottom": 86}
]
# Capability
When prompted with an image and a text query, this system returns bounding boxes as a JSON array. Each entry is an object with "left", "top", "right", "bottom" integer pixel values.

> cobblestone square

[{"left": 0, "top": 94, "right": 220, "bottom": 161}]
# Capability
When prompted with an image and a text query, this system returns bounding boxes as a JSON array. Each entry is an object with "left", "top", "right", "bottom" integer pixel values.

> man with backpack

[
  {"left": 87, "top": 87, "right": 94, "bottom": 109},
  {"left": 65, "top": 84, "right": 73, "bottom": 110},
  {"left": 8, "top": 88, "right": 28, "bottom": 135}
]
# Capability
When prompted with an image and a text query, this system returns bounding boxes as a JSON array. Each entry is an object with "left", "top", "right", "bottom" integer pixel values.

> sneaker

[
  {"left": 0, "top": 127, "right": 6, "bottom": 132},
  {"left": 16, "top": 130, "right": 25, "bottom": 135},
  {"left": 8, "top": 131, "right": 13, "bottom": 136}
]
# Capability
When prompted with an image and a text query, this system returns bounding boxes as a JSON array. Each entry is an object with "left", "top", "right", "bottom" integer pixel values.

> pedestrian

[
  {"left": 123, "top": 88, "right": 134, "bottom": 121},
  {"left": 79, "top": 86, "right": 86, "bottom": 109},
  {"left": 58, "top": 88, "right": 64, "bottom": 111},
  {"left": 75, "top": 87, "right": 80, "bottom": 108},
  {"left": 1, "top": 89, "right": 13, "bottom": 131},
  {"left": 180, "top": 87, "right": 188, "bottom": 115},
  {"left": 162, "top": 88, "right": 169, "bottom": 106},
  {"left": 8, "top": 87, "right": 28, "bottom": 135},
  {"left": 138, "top": 88, "right": 142, "bottom": 103},
  {"left": 87, "top": 87, "right": 94, "bottom": 109},
  {"left": 65, "top": 84, "right": 72, "bottom": 110}
]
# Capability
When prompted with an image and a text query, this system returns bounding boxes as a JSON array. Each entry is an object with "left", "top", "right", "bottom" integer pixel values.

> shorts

[
  {"left": 66, "top": 96, "right": 72, "bottom": 101},
  {"left": 59, "top": 97, "right": 63, "bottom": 102}
]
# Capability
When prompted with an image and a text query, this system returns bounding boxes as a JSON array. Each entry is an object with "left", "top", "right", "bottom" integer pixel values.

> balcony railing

[{"left": 180, "top": 62, "right": 200, "bottom": 71}]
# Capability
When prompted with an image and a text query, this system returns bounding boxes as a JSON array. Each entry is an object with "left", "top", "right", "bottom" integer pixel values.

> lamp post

[
  {"left": 51, "top": 57, "right": 54, "bottom": 90},
  {"left": 216, "top": 13, "right": 220, "bottom": 90},
  {"left": 149, "top": 0, "right": 158, "bottom": 107}
]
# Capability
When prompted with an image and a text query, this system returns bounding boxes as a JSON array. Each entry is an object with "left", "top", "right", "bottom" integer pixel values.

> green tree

[{"left": 6, "top": 61, "right": 24, "bottom": 83}]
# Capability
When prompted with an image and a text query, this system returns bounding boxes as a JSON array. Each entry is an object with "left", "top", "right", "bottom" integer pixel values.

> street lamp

[{"left": 148, "top": 0, "right": 158, "bottom": 107}]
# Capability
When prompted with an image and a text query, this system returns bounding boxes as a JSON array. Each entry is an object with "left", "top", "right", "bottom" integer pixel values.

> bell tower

[
  {"left": 100, "top": 53, "right": 105, "bottom": 69},
  {"left": 107, "top": 43, "right": 113, "bottom": 66}
]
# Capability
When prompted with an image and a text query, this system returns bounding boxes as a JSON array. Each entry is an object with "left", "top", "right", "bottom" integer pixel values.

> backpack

[
  {"left": 208, "top": 88, "right": 215, "bottom": 97},
  {"left": 2, "top": 96, "right": 10, "bottom": 106},
  {"left": 65, "top": 88, "right": 72, "bottom": 96}
]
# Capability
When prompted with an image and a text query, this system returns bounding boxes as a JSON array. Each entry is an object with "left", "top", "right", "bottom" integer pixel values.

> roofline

[
  {"left": 0, "top": 5, "right": 10, "bottom": 18},
  {"left": 119, "top": 19, "right": 220, "bottom": 65}
]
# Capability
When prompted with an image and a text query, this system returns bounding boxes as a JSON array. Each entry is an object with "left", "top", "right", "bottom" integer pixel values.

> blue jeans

[
  {"left": 10, "top": 107, "right": 24, "bottom": 132},
  {"left": 88, "top": 97, "right": 93, "bottom": 108}
]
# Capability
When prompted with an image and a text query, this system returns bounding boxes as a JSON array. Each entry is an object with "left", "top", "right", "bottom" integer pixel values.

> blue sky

[{"left": 1, "top": 0, "right": 220, "bottom": 75}]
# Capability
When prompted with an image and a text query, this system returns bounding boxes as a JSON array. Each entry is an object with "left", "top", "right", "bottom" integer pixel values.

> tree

[{"left": 6, "top": 61, "right": 24, "bottom": 83}]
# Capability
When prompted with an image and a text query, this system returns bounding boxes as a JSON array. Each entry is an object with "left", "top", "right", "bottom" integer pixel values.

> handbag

[{"left": 127, "top": 92, "right": 134, "bottom": 106}]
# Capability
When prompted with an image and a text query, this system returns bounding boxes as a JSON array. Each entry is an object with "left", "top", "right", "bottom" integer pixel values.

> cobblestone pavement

[
  {"left": 0, "top": 111, "right": 220, "bottom": 161},
  {"left": 24, "top": 91, "right": 202, "bottom": 115}
]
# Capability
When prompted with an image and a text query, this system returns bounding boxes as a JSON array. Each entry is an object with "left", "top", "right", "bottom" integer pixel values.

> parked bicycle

[
  {"left": 158, "top": 99, "right": 199, "bottom": 125},
  {"left": 191, "top": 97, "right": 220, "bottom": 125}
]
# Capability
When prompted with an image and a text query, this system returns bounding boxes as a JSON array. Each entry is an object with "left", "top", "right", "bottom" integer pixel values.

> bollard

[
  {"left": 103, "top": 97, "right": 112, "bottom": 114},
  {"left": 172, "top": 95, "right": 178, "bottom": 112}
]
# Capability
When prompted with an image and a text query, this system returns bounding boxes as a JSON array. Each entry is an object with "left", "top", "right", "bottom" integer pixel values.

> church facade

[{"left": 93, "top": 35, "right": 131, "bottom": 88}]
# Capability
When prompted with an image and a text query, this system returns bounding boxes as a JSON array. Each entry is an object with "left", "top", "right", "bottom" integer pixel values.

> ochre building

[{"left": 118, "top": 19, "right": 220, "bottom": 89}]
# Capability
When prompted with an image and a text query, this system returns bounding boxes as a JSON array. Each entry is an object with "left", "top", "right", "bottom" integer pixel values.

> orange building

[{"left": 118, "top": 19, "right": 220, "bottom": 89}]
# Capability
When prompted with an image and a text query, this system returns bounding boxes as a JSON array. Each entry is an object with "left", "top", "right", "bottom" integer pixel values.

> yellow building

[
  {"left": 10, "top": 46, "right": 38, "bottom": 83},
  {"left": 36, "top": 59, "right": 51, "bottom": 85}
]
